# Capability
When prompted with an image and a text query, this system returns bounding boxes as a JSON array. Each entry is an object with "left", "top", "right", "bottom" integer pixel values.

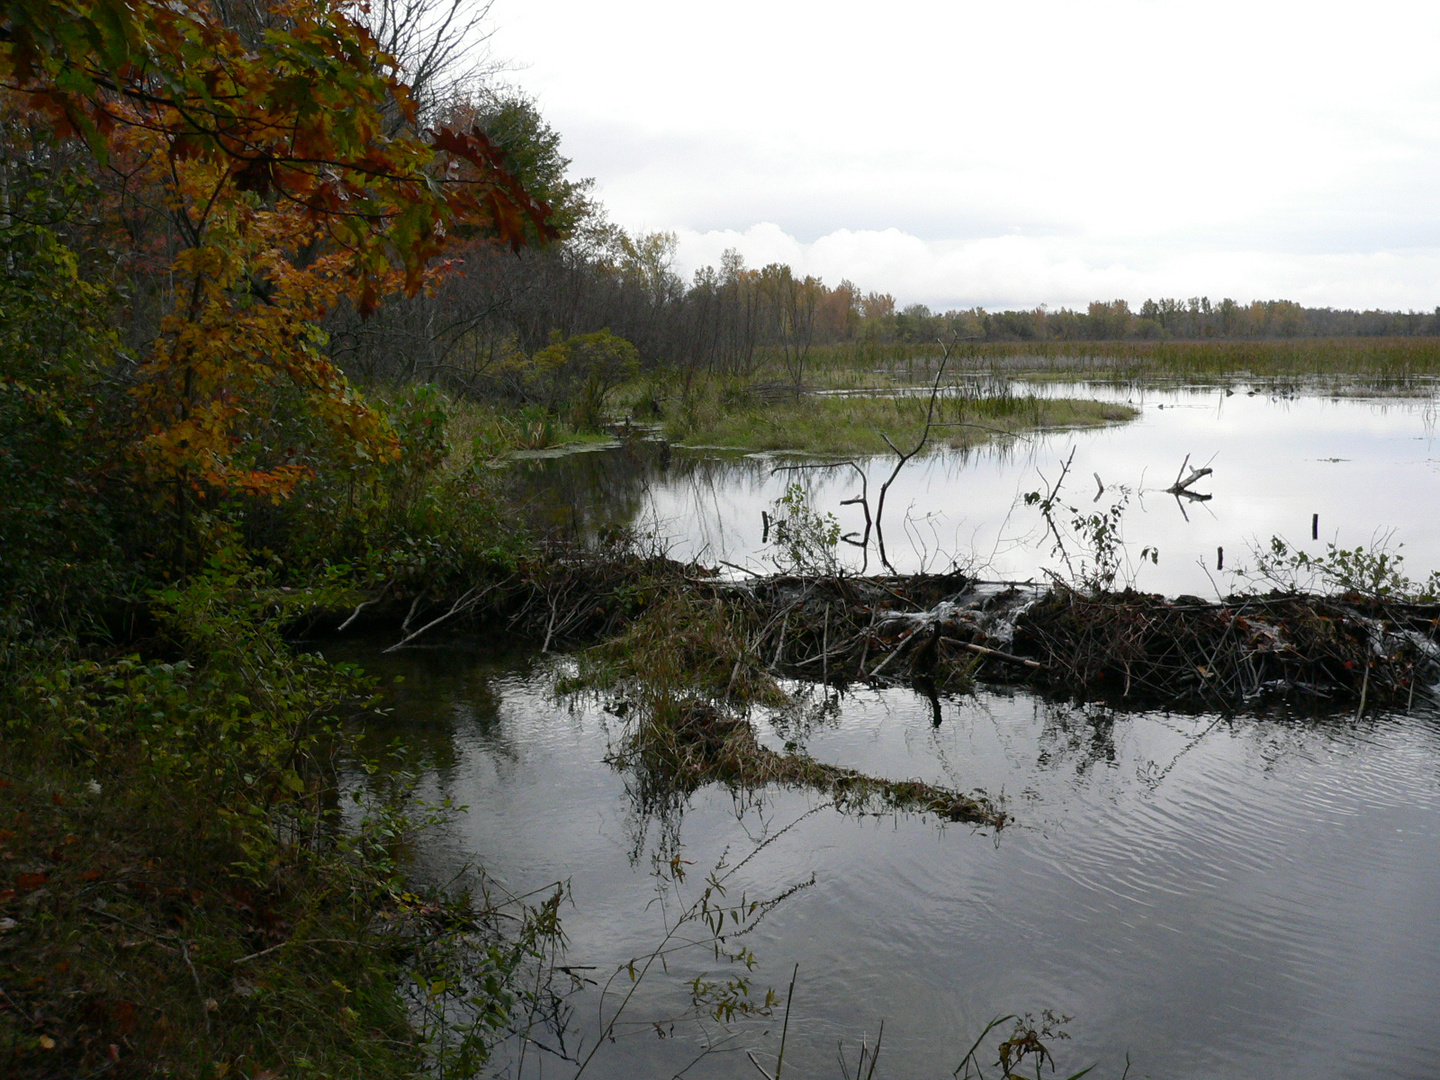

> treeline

[
  {"left": 915, "top": 296, "right": 1440, "bottom": 343},
  {"left": 339, "top": 198, "right": 1440, "bottom": 403}
]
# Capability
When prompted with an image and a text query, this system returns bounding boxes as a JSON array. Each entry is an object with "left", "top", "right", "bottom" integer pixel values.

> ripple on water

[{"left": 346, "top": 641, "right": 1440, "bottom": 1080}]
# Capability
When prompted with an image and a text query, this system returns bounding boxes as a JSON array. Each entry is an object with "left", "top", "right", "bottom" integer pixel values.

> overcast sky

[{"left": 487, "top": 0, "right": 1440, "bottom": 312}]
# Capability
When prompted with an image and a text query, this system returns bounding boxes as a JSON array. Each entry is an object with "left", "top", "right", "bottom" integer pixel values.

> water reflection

[
  {"left": 344, "top": 635, "right": 1440, "bottom": 1079},
  {"left": 504, "top": 381, "right": 1440, "bottom": 594},
  {"left": 1034, "top": 699, "right": 1120, "bottom": 776}
]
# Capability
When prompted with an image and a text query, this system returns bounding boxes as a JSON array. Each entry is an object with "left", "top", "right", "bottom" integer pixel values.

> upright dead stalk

[{"left": 874, "top": 336, "right": 959, "bottom": 572}]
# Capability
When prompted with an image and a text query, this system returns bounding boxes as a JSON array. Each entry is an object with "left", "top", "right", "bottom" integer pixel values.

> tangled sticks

[
  {"left": 700, "top": 572, "right": 1019, "bottom": 692},
  {"left": 1012, "top": 587, "right": 1440, "bottom": 710},
  {"left": 356, "top": 546, "right": 1440, "bottom": 712},
  {"left": 702, "top": 574, "right": 1440, "bottom": 712}
]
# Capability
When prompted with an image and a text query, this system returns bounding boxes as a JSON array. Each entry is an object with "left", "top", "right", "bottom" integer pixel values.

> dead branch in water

[
  {"left": 384, "top": 579, "right": 506, "bottom": 652},
  {"left": 1166, "top": 452, "right": 1214, "bottom": 496},
  {"left": 874, "top": 336, "right": 959, "bottom": 573}
]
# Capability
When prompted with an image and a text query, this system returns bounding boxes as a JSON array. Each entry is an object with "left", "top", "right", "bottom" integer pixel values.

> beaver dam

[
  {"left": 332, "top": 560, "right": 1440, "bottom": 1080},
  {"left": 334, "top": 551, "right": 1440, "bottom": 842},
  {"left": 669, "top": 570, "right": 1440, "bottom": 712},
  {"left": 373, "top": 554, "right": 1440, "bottom": 712}
]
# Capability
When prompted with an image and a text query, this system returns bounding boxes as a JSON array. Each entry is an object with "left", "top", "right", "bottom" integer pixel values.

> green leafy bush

[
  {"left": 1242, "top": 535, "right": 1440, "bottom": 601},
  {"left": 768, "top": 483, "right": 841, "bottom": 575}
]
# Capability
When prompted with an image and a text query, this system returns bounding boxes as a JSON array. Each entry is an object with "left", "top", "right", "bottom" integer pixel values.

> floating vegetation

[
  {"left": 605, "top": 696, "right": 1006, "bottom": 827},
  {"left": 560, "top": 574, "right": 1008, "bottom": 829}
]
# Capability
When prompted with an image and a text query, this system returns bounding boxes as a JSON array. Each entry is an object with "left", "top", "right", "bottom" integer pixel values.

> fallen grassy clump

[
  {"left": 610, "top": 697, "right": 1005, "bottom": 826},
  {"left": 566, "top": 588, "right": 1007, "bottom": 829},
  {"left": 663, "top": 385, "right": 1135, "bottom": 455}
]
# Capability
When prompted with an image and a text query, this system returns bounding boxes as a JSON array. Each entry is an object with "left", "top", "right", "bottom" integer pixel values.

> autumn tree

[{"left": 0, "top": 0, "right": 552, "bottom": 524}]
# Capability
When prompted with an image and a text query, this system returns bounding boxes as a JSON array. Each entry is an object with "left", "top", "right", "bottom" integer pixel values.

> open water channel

[{"left": 333, "top": 381, "right": 1440, "bottom": 1078}]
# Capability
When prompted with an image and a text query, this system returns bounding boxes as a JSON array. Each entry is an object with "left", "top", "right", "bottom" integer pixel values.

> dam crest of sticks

[{"left": 683, "top": 570, "right": 1440, "bottom": 713}]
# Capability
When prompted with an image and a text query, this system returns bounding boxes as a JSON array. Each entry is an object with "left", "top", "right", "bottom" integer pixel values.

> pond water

[
  {"left": 330, "top": 635, "right": 1440, "bottom": 1080},
  {"left": 507, "top": 380, "right": 1440, "bottom": 597},
  {"left": 333, "top": 381, "right": 1440, "bottom": 1077}
]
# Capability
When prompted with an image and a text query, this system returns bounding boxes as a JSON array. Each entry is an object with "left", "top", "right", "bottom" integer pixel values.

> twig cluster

[
  {"left": 1014, "top": 587, "right": 1440, "bottom": 710},
  {"left": 692, "top": 571, "right": 1031, "bottom": 691}
]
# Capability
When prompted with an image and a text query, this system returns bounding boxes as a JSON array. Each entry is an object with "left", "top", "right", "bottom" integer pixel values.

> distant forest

[
  {"left": 927, "top": 295, "right": 1440, "bottom": 344},
  {"left": 340, "top": 110, "right": 1440, "bottom": 393},
  {"left": 345, "top": 180, "right": 1440, "bottom": 392},
  {"left": 890, "top": 295, "right": 1440, "bottom": 343}
]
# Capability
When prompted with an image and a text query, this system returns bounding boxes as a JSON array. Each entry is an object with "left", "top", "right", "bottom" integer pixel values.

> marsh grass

[
  {"left": 808, "top": 336, "right": 1440, "bottom": 385},
  {"left": 661, "top": 381, "right": 1135, "bottom": 456},
  {"left": 436, "top": 396, "right": 614, "bottom": 466}
]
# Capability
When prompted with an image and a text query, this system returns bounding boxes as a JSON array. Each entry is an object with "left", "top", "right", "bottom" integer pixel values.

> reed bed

[
  {"left": 662, "top": 381, "right": 1135, "bottom": 455},
  {"left": 807, "top": 336, "right": 1440, "bottom": 383}
]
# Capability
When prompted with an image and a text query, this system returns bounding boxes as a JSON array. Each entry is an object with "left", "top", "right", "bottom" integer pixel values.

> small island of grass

[{"left": 662, "top": 386, "right": 1137, "bottom": 456}]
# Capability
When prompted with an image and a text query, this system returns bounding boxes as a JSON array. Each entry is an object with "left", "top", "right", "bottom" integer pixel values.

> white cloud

[
  {"left": 491, "top": 0, "right": 1440, "bottom": 309},
  {"left": 672, "top": 226, "right": 1440, "bottom": 312}
]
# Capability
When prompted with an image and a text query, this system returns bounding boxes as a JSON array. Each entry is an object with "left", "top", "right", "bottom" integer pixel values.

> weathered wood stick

[
  {"left": 939, "top": 637, "right": 1042, "bottom": 669},
  {"left": 385, "top": 583, "right": 493, "bottom": 653},
  {"left": 822, "top": 603, "right": 830, "bottom": 684},
  {"left": 772, "top": 611, "right": 789, "bottom": 669},
  {"left": 338, "top": 577, "right": 392, "bottom": 631},
  {"left": 1166, "top": 466, "right": 1213, "bottom": 494},
  {"left": 1173, "top": 452, "right": 1191, "bottom": 488},
  {"left": 869, "top": 625, "right": 925, "bottom": 679}
]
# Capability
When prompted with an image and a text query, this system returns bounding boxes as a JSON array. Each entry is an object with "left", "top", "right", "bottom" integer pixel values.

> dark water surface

[
  {"left": 507, "top": 380, "right": 1440, "bottom": 596},
  {"left": 332, "top": 382, "right": 1440, "bottom": 1077},
  {"left": 332, "top": 638, "right": 1440, "bottom": 1080}
]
